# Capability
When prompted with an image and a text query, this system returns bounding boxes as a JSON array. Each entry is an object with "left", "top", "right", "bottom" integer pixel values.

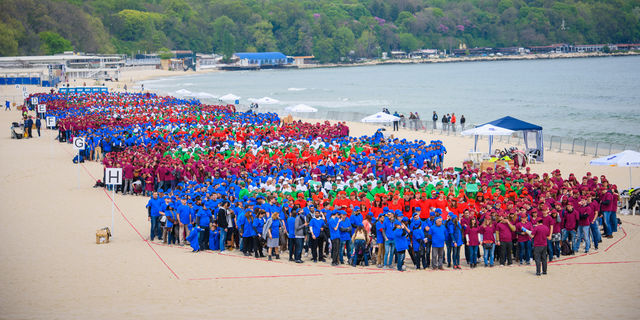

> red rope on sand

[
  {"left": 621, "top": 220, "right": 640, "bottom": 227},
  {"left": 552, "top": 260, "right": 640, "bottom": 266},
  {"left": 604, "top": 226, "right": 627, "bottom": 252}
]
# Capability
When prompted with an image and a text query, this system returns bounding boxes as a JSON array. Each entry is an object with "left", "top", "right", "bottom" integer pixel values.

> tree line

[{"left": 1, "top": 0, "right": 639, "bottom": 62}]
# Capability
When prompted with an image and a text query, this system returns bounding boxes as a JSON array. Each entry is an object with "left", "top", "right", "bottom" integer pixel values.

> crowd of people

[
  {"left": 32, "top": 92, "right": 621, "bottom": 276},
  {"left": 383, "top": 109, "right": 466, "bottom": 133}
]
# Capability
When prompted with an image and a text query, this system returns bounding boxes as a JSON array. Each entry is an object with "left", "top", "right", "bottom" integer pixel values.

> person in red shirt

[
  {"left": 529, "top": 218, "right": 551, "bottom": 276},
  {"left": 432, "top": 192, "right": 449, "bottom": 219},
  {"left": 419, "top": 193, "right": 432, "bottom": 220}
]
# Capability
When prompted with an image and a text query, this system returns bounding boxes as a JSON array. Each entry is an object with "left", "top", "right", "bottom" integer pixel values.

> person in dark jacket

[
  {"left": 217, "top": 201, "right": 230, "bottom": 252},
  {"left": 35, "top": 117, "right": 41, "bottom": 137},
  {"left": 294, "top": 209, "right": 307, "bottom": 263},
  {"left": 432, "top": 111, "right": 438, "bottom": 129}
]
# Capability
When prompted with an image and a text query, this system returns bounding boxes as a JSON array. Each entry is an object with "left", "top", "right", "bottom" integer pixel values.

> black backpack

[{"left": 561, "top": 240, "right": 572, "bottom": 255}]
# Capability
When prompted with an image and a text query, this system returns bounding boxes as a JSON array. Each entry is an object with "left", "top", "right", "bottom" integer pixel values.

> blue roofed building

[{"left": 230, "top": 52, "right": 289, "bottom": 69}]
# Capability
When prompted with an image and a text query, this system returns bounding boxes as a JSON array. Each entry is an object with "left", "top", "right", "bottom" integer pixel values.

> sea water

[{"left": 142, "top": 55, "right": 640, "bottom": 144}]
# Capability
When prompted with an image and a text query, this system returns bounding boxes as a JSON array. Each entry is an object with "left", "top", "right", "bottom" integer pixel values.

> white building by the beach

[{"left": 0, "top": 52, "right": 124, "bottom": 85}]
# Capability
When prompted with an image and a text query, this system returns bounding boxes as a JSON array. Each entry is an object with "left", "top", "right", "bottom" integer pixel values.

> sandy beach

[{"left": 1, "top": 94, "right": 640, "bottom": 319}]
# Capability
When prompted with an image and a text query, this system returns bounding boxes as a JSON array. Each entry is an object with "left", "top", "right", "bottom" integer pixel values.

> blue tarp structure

[
  {"left": 59, "top": 87, "right": 108, "bottom": 94},
  {"left": 234, "top": 52, "right": 288, "bottom": 66},
  {"left": 480, "top": 116, "right": 545, "bottom": 161}
]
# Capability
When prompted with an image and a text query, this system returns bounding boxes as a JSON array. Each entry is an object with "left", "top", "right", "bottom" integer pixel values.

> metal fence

[{"left": 230, "top": 103, "right": 640, "bottom": 157}]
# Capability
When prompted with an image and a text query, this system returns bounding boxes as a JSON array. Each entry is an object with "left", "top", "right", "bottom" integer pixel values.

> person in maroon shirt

[
  {"left": 479, "top": 217, "right": 496, "bottom": 267},
  {"left": 530, "top": 218, "right": 551, "bottom": 276},
  {"left": 464, "top": 217, "right": 481, "bottom": 267},
  {"left": 495, "top": 216, "right": 516, "bottom": 266},
  {"left": 515, "top": 214, "right": 533, "bottom": 265},
  {"left": 574, "top": 199, "right": 594, "bottom": 253},
  {"left": 562, "top": 202, "right": 578, "bottom": 254},
  {"left": 549, "top": 210, "right": 563, "bottom": 260},
  {"left": 601, "top": 186, "right": 619, "bottom": 238},
  {"left": 123, "top": 162, "right": 134, "bottom": 195}
]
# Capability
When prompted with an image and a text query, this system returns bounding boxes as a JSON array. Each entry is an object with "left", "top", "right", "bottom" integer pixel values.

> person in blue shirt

[
  {"left": 186, "top": 224, "right": 201, "bottom": 252},
  {"left": 253, "top": 210, "right": 266, "bottom": 258},
  {"left": 447, "top": 214, "right": 464, "bottom": 269},
  {"left": 236, "top": 204, "right": 247, "bottom": 252},
  {"left": 164, "top": 205, "right": 177, "bottom": 245},
  {"left": 328, "top": 211, "right": 342, "bottom": 266},
  {"left": 195, "top": 199, "right": 212, "bottom": 250},
  {"left": 384, "top": 212, "right": 397, "bottom": 269},
  {"left": 176, "top": 198, "right": 192, "bottom": 245},
  {"left": 338, "top": 211, "right": 352, "bottom": 264},
  {"left": 145, "top": 192, "right": 163, "bottom": 241},
  {"left": 411, "top": 219, "right": 427, "bottom": 270},
  {"left": 241, "top": 211, "right": 255, "bottom": 256},
  {"left": 286, "top": 210, "right": 297, "bottom": 261},
  {"left": 266, "top": 211, "right": 282, "bottom": 261},
  {"left": 375, "top": 215, "right": 386, "bottom": 268},
  {"left": 444, "top": 214, "right": 454, "bottom": 268},
  {"left": 394, "top": 218, "right": 410, "bottom": 271},
  {"left": 309, "top": 211, "right": 326, "bottom": 262},
  {"left": 209, "top": 222, "right": 221, "bottom": 250},
  {"left": 428, "top": 217, "right": 449, "bottom": 270}
]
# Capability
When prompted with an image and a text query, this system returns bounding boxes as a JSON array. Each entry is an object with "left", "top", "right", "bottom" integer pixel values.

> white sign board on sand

[
  {"left": 37, "top": 104, "right": 46, "bottom": 113},
  {"left": 46, "top": 116, "right": 56, "bottom": 127},
  {"left": 105, "top": 168, "right": 123, "bottom": 185},
  {"left": 73, "top": 137, "right": 85, "bottom": 150}
]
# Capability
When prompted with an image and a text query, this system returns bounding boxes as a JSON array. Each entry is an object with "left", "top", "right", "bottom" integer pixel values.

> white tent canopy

[
  {"left": 462, "top": 124, "right": 515, "bottom": 153},
  {"left": 461, "top": 124, "right": 514, "bottom": 136},
  {"left": 249, "top": 96, "right": 280, "bottom": 104},
  {"left": 285, "top": 104, "right": 317, "bottom": 112},
  {"left": 361, "top": 112, "right": 400, "bottom": 123},
  {"left": 219, "top": 93, "right": 241, "bottom": 101},
  {"left": 590, "top": 150, "right": 640, "bottom": 189}
]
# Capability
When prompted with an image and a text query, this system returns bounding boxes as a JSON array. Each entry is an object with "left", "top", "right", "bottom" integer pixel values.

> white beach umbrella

[
  {"left": 462, "top": 124, "right": 514, "bottom": 153},
  {"left": 220, "top": 93, "right": 241, "bottom": 101},
  {"left": 590, "top": 150, "right": 640, "bottom": 189},
  {"left": 175, "top": 89, "right": 192, "bottom": 95},
  {"left": 361, "top": 112, "right": 400, "bottom": 123},
  {"left": 285, "top": 104, "right": 317, "bottom": 113}
]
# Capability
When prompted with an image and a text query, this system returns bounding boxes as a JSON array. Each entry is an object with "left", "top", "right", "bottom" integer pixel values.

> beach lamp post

[{"left": 72, "top": 137, "right": 85, "bottom": 189}]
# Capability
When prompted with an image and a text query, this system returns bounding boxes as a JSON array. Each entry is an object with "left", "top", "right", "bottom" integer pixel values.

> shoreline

[
  {"left": 135, "top": 51, "right": 640, "bottom": 82},
  {"left": 295, "top": 51, "right": 639, "bottom": 69}
]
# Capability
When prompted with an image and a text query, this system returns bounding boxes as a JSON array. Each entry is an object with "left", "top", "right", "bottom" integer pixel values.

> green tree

[
  {"left": 356, "top": 30, "right": 378, "bottom": 58},
  {"left": 38, "top": 31, "right": 73, "bottom": 54},
  {"left": 0, "top": 22, "right": 21, "bottom": 56},
  {"left": 158, "top": 47, "right": 173, "bottom": 59},
  {"left": 333, "top": 27, "right": 355, "bottom": 59},
  {"left": 313, "top": 37, "right": 336, "bottom": 63},
  {"left": 397, "top": 32, "right": 420, "bottom": 51},
  {"left": 212, "top": 15, "right": 236, "bottom": 59},
  {"left": 250, "top": 21, "right": 277, "bottom": 52}
]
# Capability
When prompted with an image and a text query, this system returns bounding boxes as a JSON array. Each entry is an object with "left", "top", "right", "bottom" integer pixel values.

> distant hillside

[{"left": 1, "top": 0, "right": 639, "bottom": 62}]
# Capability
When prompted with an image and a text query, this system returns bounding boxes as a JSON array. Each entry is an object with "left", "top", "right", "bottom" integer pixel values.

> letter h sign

[{"left": 105, "top": 168, "right": 123, "bottom": 185}]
